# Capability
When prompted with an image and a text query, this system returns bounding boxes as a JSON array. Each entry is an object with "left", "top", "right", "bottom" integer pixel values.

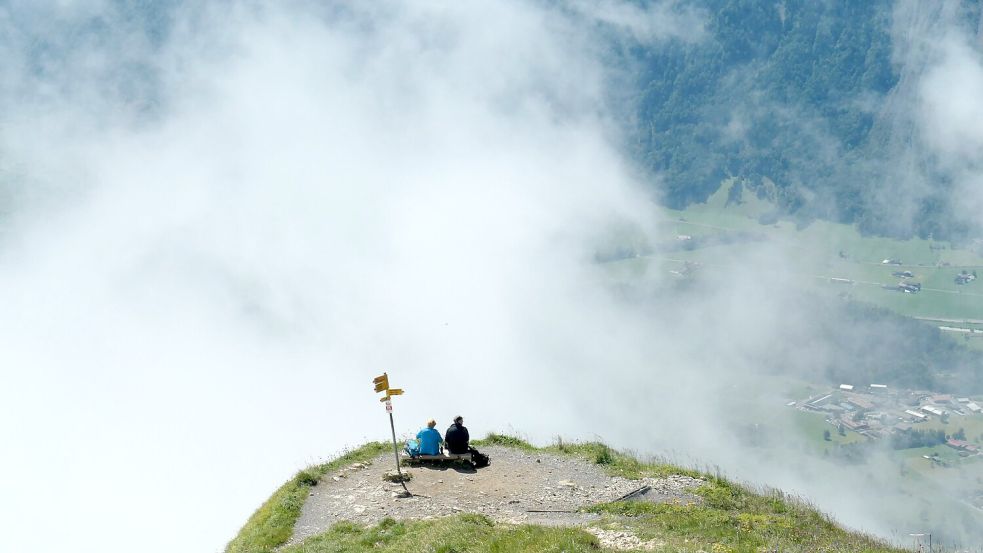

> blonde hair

[{"left": 427, "top": 419, "right": 437, "bottom": 428}]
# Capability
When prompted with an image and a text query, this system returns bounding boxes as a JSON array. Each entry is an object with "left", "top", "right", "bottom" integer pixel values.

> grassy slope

[
  {"left": 226, "top": 442, "right": 388, "bottom": 553},
  {"left": 228, "top": 434, "right": 905, "bottom": 553}
]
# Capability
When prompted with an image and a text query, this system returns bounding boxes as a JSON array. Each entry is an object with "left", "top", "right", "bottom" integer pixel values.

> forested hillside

[{"left": 628, "top": 0, "right": 982, "bottom": 239}]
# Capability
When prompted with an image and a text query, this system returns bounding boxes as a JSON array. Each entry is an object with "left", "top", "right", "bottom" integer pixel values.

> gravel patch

[
  {"left": 288, "top": 446, "right": 704, "bottom": 546},
  {"left": 587, "top": 528, "right": 663, "bottom": 550}
]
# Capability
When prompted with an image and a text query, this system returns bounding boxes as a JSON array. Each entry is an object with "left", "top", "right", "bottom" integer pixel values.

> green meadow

[{"left": 615, "top": 180, "right": 983, "bottom": 323}]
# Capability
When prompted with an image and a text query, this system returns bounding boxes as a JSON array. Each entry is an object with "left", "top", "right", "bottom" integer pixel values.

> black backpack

[{"left": 469, "top": 447, "right": 490, "bottom": 468}]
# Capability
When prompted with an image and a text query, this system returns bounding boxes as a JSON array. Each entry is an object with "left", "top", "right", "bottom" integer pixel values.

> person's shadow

[{"left": 407, "top": 459, "right": 477, "bottom": 474}]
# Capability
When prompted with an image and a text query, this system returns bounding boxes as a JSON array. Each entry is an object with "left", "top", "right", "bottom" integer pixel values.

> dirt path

[{"left": 288, "top": 445, "right": 704, "bottom": 547}]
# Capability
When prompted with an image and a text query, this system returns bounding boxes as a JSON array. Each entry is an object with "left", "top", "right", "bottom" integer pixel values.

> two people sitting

[
  {"left": 414, "top": 415, "right": 470, "bottom": 456},
  {"left": 414, "top": 415, "right": 489, "bottom": 468}
]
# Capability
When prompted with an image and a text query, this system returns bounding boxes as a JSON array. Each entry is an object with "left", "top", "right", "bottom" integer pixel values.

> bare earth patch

[
  {"left": 586, "top": 527, "right": 663, "bottom": 551},
  {"left": 288, "top": 445, "right": 703, "bottom": 546}
]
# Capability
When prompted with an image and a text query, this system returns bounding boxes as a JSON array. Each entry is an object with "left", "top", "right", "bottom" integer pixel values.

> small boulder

[{"left": 383, "top": 470, "right": 412, "bottom": 483}]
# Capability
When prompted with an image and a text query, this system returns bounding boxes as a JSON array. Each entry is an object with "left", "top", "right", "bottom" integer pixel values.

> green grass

[
  {"left": 587, "top": 478, "right": 904, "bottom": 552},
  {"left": 921, "top": 415, "right": 983, "bottom": 445},
  {"left": 230, "top": 435, "right": 906, "bottom": 553},
  {"left": 790, "top": 410, "right": 865, "bottom": 450},
  {"left": 547, "top": 438, "right": 705, "bottom": 480},
  {"left": 472, "top": 433, "right": 538, "bottom": 451},
  {"left": 637, "top": 180, "right": 983, "bottom": 322},
  {"left": 225, "top": 442, "right": 388, "bottom": 553},
  {"left": 279, "top": 515, "right": 601, "bottom": 553}
]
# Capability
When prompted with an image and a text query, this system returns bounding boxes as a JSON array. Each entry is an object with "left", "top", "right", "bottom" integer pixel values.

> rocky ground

[{"left": 288, "top": 445, "right": 704, "bottom": 550}]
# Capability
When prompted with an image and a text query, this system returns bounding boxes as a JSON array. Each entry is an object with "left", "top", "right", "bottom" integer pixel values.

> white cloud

[
  {"left": 567, "top": 0, "right": 706, "bottom": 44},
  {"left": 0, "top": 2, "right": 685, "bottom": 552},
  {"left": 919, "top": 37, "right": 983, "bottom": 164}
]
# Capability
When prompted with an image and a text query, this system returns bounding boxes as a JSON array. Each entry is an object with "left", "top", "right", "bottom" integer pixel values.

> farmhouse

[
  {"left": 807, "top": 394, "right": 833, "bottom": 409},
  {"left": 955, "top": 273, "right": 976, "bottom": 285},
  {"left": 846, "top": 395, "right": 874, "bottom": 410},
  {"left": 840, "top": 418, "right": 868, "bottom": 431},
  {"left": 905, "top": 409, "right": 928, "bottom": 421},
  {"left": 946, "top": 439, "right": 979, "bottom": 453},
  {"left": 897, "top": 282, "right": 921, "bottom": 293}
]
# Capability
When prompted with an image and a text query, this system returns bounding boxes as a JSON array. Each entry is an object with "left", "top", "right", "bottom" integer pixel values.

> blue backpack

[{"left": 404, "top": 439, "right": 421, "bottom": 457}]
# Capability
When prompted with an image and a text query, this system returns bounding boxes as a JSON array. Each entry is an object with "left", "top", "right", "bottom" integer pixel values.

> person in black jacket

[{"left": 444, "top": 416, "right": 470, "bottom": 454}]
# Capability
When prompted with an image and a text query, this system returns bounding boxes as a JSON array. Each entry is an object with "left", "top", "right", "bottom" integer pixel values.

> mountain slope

[
  {"left": 626, "top": 0, "right": 983, "bottom": 239},
  {"left": 227, "top": 435, "right": 906, "bottom": 553}
]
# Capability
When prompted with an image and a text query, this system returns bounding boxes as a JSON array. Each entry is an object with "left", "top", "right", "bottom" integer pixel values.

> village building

[
  {"left": 897, "top": 282, "right": 921, "bottom": 293},
  {"left": 920, "top": 405, "right": 945, "bottom": 417},
  {"left": 955, "top": 273, "right": 976, "bottom": 285},
  {"left": 840, "top": 418, "right": 868, "bottom": 431},
  {"left": 804, "top": 394, "right": 834, "bottom": 411},
  {"left": 845, "top": 394, "right": 874, "bottom": 410},
  {"left": 930, "top": 395, "right": 953, "bottom": 405},
  {"left": 946, "top": 439, "right": 979, "bottom": 453},
  {"left": 905, "top": 409, "right": 928, "bottom": 421}
]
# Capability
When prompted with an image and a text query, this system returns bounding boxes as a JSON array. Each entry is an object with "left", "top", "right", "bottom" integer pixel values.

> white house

[{"left": 905, "top": 409, "right": 928, "bottom": 420}]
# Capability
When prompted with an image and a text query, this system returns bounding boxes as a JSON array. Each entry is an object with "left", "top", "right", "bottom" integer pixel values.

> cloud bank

[{"left": 0, "top": 2, "right": 698, "bottom": 552}]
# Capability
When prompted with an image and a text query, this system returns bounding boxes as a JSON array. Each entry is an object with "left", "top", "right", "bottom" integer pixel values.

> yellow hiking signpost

[{"left": 373, "top": 372, "right": 410, "bottom": 496}]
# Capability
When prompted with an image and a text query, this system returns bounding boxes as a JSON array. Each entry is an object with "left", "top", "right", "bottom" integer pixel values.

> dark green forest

[{"left": 626, "top": 0, "right": 982, "bottom": 240}]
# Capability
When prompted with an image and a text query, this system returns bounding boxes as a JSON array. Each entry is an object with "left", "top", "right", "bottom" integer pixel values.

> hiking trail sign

[{"left": 372, "top": 372, "right": 409, "bottom": 496}]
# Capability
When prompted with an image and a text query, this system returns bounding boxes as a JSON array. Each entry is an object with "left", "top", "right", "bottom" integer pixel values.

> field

[
  {"left": 612, "top": 180, "right": 983, "bottom": 324},
  {"left": 790, "top": 410, "right": 865, "bottom": 449}
]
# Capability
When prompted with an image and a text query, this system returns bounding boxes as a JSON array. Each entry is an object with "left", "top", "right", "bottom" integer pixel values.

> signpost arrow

[
  {"left": 372, "top": 372, "right": 409, "bottom": 496},
  {"left": 373, "top": 373, "right": 390, "bottom": 393}
]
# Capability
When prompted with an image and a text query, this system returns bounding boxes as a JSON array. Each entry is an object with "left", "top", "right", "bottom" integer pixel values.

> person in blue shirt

[{"left": 416, "top": 419, "right": 443, "bottom": 455}]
